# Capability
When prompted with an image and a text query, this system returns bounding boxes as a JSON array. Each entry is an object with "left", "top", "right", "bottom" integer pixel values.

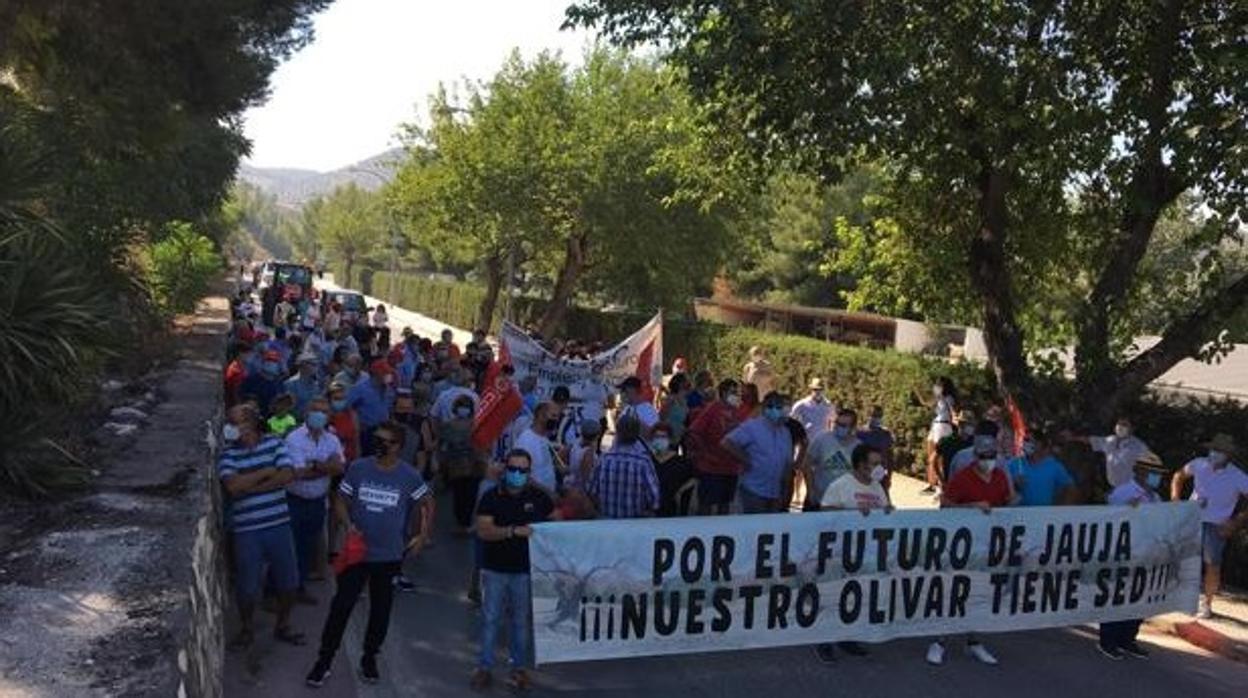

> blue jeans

[
  {"left": 286, "top": 494, "right": 326, "bottom": 586},
  {"left": 479, "top": 570, "right": 532, "bottom": 670}
]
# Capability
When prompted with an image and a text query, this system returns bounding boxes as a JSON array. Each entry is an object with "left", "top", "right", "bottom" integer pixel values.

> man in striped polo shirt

[{"left": 219, "top": 403, "right": 305, "bottom": 649}]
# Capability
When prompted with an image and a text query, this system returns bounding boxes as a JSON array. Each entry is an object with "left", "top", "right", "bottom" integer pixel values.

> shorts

[
  {"left": 697, "top": 473, "right": 738, "bottom": 507},
  {"left": 233, "top": 523, "right": 300, "bottom": 603},
  {"left": 1202, "top": 522, "right": 1227, "bottom": 565},
  {"left": 928, "top": 422, "right": 954, "bottom": 444}
]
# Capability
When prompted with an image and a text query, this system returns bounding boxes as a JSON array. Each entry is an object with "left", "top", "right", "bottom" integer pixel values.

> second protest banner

[{"left": 530, "top": 503, "right": 1201, "bottom": 663}]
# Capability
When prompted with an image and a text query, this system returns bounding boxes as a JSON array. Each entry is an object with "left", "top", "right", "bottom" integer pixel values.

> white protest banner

[
  {"left": 500, "top": 314, "right": 662, "bottom": 442},
  {"left": 530, "top": 503, "right": 1201, "bottom": 663}
]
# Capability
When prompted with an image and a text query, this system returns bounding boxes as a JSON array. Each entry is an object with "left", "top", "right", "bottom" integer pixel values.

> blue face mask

[
  {"left": 262, "top": 360, "right": 282, "bottom": 375},
  {"left": 455, "top": 406, "right": 473, "bottom": 419},
  {"left": 306, "top": 411, "right": 328, "bottom": 430},
  {"left": 504, "top": 469, "right": 529, "bottom": 489},
  {"left": 331, "top": 399, "right": 348, "bottom": 412},
  {"left": 764, "top": 406, "right": 785, "bottom": 423},
  {"left": 834, "top": 425, "right": 851, "bottom": 439},
  {"left": 1145, "top": 471, "right": 1162, "bottom": 490}
]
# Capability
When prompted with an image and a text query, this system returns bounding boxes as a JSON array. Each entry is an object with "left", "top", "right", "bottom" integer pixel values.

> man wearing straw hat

[
  {"left": 1170, "top": 433, "right": 1248, "bottom": 619},
  {"left": 1098, "top": 450, "right": 1165, "bottom": 660}
]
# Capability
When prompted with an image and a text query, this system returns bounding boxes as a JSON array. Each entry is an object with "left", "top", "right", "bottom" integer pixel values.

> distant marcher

[
  {"left": 346, "top": 359, "right": 397, "bottom": 454},
  {"left": 465, "top": 329, "right": 494, "bottom": 389},
  {"left": 1005, "top": 429, "right": 1077, "bottom": 506},
  {"left": 393, "top": 391, "right": 435, "bottom": 481},
  {"left": 284, "top": 350, "right": 324, "bottom": 417},
  {"left": 371, "top": 304, "right": 390, "bottom": 349},
  {"left": 617, "top": 376, "right": 660, "bottom": 438},
  {"left": 442, "top": 395, "right": 486, "bottom": 533},
  {"left": 739, "top": 382, "right": 761, "bottom": 421},
  {"left": 515, "top": 402, "right": 560, "bottom": 496},
  {"left": 805, "top": 408, "right": 861, "bottom": 508},
  {"left": 741, "top": 345, "right": 776, "bottom": 399},
  {"left": 283, "top": 398, "right": 344, "bottom": 603},
  {"left": 1099, "top": 450, "right": 1163, "bottom": 660},
  {"left": 1170, "top": 433, "right": 1248, "bottom": 619},
  {"left": 659, "top": 373, "right": 693, "bottom": 446},
  {"left": 434, "top": 328, "right": 461, "bottom": 362},
  {"left": 305, "top": 421, "right": 434, "bottom": 687},
  {"left": 266, "top": 393, "right": 298, "bottom": 437},
  {"left": 935, "top": 411, "right": 977, "bottom": 486},
  {"left": 224, "top": 341, "right": 254, "bottom": 407},
  {"left": 722, "top": 392, "right": 795, "bottom": 514},
  {"left": 790, "top": 377, "right": 834, "bottom": 441},
  {"left": 923, "top": 377, "right": 958, "bottom": 494},
  {"left": 218, "top": 404, "right": 302, "bottom": 650},
  {"left": 687, "top": 379, "right": 743, "bottom": 515},
  {"left": 686, "top": 369, "right": 715, "bottom": 413},
  {"left": 1075, "top": 417, "right": 1153, "bottom": 489},
  {"left": 327, "top": 381, "right": 361, "bottom": 465},
  {"left": 240, "top": 349, "right": 287, "bottom": 415},
  {"left": 587, "top": 416, "right": 660, "bottom": 519},
  {"left": 470, "top": 449, "right": 554, "bottom": 692}
]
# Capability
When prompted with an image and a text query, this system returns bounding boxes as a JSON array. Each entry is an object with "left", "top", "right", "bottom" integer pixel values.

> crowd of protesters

[{"left": 219, "top": 285, "right": 1248, "bottom": 691}]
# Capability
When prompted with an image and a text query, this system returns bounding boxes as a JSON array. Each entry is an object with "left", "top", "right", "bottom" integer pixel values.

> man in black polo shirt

[{"left": 469, "top": 448, "right": 554, "bottom": 693}]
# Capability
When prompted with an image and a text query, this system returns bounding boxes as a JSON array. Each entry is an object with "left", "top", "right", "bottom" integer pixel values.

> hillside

[{"left": 237, "top": 148, "right": 404, "bottom": 207}]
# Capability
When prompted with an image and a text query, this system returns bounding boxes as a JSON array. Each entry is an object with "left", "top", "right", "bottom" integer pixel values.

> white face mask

[
  {"left": 725, "top": 394, "right": 742, "bottom": 408},
  {"left": 869, "top": 465, "right": 887, "bottom": 483},
  {"left": 1208, "top": 450, "right": 1229, "bottom": 466},
  {"left": 652, "top": 438, "right": 671, "bottom": 452},
  {"left": 222, "top": 424, "right": 241, "bottom": 443},
  {"left": 1114, "top": 425, "right": 1131, "bottom": 439},
  {"left": 976, "top": 457, "right": 997, "bottom": 472}
]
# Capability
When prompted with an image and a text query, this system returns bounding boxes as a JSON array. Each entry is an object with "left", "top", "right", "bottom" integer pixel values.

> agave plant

[{"left": 0, "top": 118, "right": 114, "bottom": 496}]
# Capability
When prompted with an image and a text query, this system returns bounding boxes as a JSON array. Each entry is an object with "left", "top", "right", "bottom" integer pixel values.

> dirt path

[{"left": 0, "top": 291, "right": 229, "bottom": 697}]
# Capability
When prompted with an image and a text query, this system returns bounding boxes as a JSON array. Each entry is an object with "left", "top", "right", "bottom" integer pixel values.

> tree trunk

[
  {"left": 537, "top": 233, "right": 588, "bottom": 339},
  {"left": 476, "top": 254, "right": 503, "bottom": 332},
  {"left": 969, "top": 167, "right": 1035, "bottom": 417},
  {"left": 344, "top": 256, "right": 355, "bottom": 289}
]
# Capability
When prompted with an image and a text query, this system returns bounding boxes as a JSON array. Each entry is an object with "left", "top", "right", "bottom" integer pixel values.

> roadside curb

[{"left": 1145, "top": 614, "right": 1248, "bottom": 663}]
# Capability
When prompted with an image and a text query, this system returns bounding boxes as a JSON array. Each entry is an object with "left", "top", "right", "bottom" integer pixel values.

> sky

[{"left": 242, "top": 0, "right": 595, "bottom": 172}]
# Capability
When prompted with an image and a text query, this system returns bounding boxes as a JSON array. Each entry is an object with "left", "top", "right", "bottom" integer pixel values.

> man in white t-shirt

[
  {"left": 515, "top": 402, "right": 560, "bottom": 497},
  {"left": 616, "top": 377, "right": 659, "bottom": 438},
  {"left": 1098, "top": 450, "right": 1163, "bottom": 660},
  {"left": 790, "top": 377, "right": 834, "bottom": 441},
  {"left": 1078, "top": 417, "right": 1152, "bottom": 488},
  {"left": 804, "top": 409, "right": 861, "bottom": 507},
  {"left": 1170, "top": 433, "right": 1248, "bottom": 619},
  {"left": 813, "top": 442, "right": 891, "bottom": 663}
]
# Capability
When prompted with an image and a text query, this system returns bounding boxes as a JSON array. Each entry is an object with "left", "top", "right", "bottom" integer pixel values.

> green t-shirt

[{"left": 267, "top": 413, "right": 297, "bottom": 437}]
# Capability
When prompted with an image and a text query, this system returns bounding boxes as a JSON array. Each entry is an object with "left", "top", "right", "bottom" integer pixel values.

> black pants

[
  {"left": 450, "top": 476, "right": 482, "bottom": 528},
  {"left": 1099, "top": 619, "right": 1142, "bottom": 649},
  {"left": 317, "top": 560, "right": 402, "bottom": 659}
]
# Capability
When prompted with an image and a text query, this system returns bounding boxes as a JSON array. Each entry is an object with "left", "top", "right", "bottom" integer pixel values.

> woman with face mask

[
  {"left": 922, "top": 377, "right": 958, "bottom": 495},
  {"left": 651, "top": 424, "right": 695, "bottom": 516},
  {"left": 441, "top": 395, "right": 487, "bottom": 534}
]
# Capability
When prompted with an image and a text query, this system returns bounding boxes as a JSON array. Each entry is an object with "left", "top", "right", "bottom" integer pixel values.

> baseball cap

[{"left": 369, "top": 358, "right": 394, "bottom": 375}]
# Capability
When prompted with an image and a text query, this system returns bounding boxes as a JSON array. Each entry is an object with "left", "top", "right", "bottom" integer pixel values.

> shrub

[{"left": 146, "top": 221, "right": 221, "bottom": 315}]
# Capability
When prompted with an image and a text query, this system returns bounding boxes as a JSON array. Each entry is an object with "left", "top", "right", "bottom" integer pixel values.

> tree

[
  {"left": 315, "top": 184, "right": 385, "bottom": 287},
  {"left": 392, "top": 48, "right": 748, "bottom": 333},
  {"left": 571, "top": 1, "right": 1248, "bottom": 422}
]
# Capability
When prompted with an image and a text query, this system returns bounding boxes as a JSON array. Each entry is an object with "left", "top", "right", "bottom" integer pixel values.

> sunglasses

[
  {"left": 505, "top": 466, "right": 530, "bottom": 474},
  {"left": 375, "top": 437, "right": 398, "bottom": 446}
]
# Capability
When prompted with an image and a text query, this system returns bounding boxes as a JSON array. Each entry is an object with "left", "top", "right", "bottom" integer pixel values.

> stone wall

[{"left": 177, "top": 411, "right": 227, "bottom": 698}]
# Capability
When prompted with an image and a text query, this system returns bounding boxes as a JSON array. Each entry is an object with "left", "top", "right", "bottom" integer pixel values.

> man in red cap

[
  {"left": 239, "top": 348, "right": 289, "bottom": 415},
  {"left": 346, "top": 358, "right": 397, "bottom": 455}
]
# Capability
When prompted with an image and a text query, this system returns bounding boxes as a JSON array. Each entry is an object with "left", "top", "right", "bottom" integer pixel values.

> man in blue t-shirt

[
  {"left": 306, "top": 420, "right": 433, "bottom": 687},
  {"left": 1006, "top": 430, "right": 1077, "bottom": 506},
  {"left": 722, "top": 392, "right": 795, "bottom": 513}
]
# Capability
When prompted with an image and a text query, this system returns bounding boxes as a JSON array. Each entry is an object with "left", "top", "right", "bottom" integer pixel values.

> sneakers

[
  {"left": 919, "top": 485, "right": 938, "bottom": 495},
  {"left": 469, "top": 668, "right": 492, "bottom": 691},
  {"left": 305, "top": 656, "right": 332, "bottom": 688},
  {"left": 813, "top": 643, "right": 837, "bottom": 664},
  {"left": 1120, "top": 642, "right": 1150, "bottom": 659},
  {"left": 360, "top": 654, "right": 380, "bottom": 684},
  {"left": 394, "top": 575, "right": 417, "bottom": 593},
  {"left": 966, "top": 642, "right": 998, "bottom": 665},
  {"left": 925, "top": 641, "right": 945, "bottom": 666},
  {"left": 1097, "top": 644, "right": 1125, "bottom": 661},
  {"left": 1195, "top": 598, "right": 1213, "bottom": 619},
  {"left": 506, "top": 669, "right": 533, "bottom": 692}
]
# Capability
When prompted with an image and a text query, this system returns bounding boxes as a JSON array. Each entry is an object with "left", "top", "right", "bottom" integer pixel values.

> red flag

[
  {"left": 1006, "top": 396, "right": 1028, "bottom": 454},
  {"left": 634, "top": 338, "right": 657, "bottom": 403},
  {"left": 472, "top": 340, "right": 523, "bottom": 451}
]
